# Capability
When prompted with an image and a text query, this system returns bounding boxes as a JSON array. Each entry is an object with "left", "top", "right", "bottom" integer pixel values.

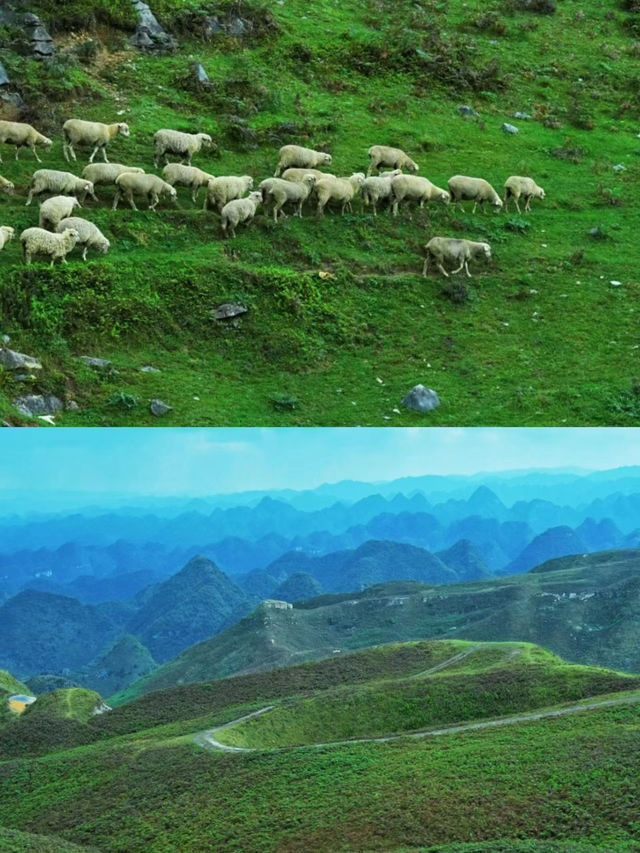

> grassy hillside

[
  {"left": 0, "top": 0, "right": 638, "bottom": 425},
  {"left": 0, "top": 827, "right": 100, "bottom": 853},
  {"left": 1, "top": 640, "right": 639, "bottom": 851},
  {"left": 117, "top": 548, "right": 640, "bottom": 700}
]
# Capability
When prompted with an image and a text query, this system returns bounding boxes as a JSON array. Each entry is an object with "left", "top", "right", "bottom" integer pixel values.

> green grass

[{"left": 0, "top": 0, "right": 638, "bottom": 424}]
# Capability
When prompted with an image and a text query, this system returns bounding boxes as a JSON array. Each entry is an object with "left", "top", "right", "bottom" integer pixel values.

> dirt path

[
  {"left": 410, "top": 646, "right": 479, "bottom": 678},
  {"left": 194, "top": 693, "right": 640, "bottom": 754}
]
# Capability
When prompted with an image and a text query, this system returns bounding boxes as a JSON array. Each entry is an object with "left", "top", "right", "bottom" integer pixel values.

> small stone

[
  {"left": 140, "top": 365, "right": 161, "bottom": 373},
  {"left": 0, "top": 61, "right": 9, "bottom": 87},
  {"left": 401, "top": 385, "right": 440, "bottom": 413},
  {"left": 150, "top": 398, "right": 172, "bottom": 416},
  {"left": 612, "top": 163, "right": 626, "bottom": 172},
  {"left": 212, "top": 302, "right": 248, "bottom": 320},
  {"left": 610, "top": 280, "right": 622, "bottom": 287},
  {"left": 80, "top": 355, "right": 111, "bottom": 368},
  {"left": 502, "top": 122, "right": 519, "bottom": 134},
  {"left": 2, "top": 335, "right": 10, "bottom": 344},
  {"left": 0, "top": 348, "right": 42, "bottom": 371},
  {"left": 192, "top": 62, "right": 210, "bottom": 85},
  {"left": 458, "top": 105, "right": 478, "bottom": 118},
  {"left": 66, "top": 400, "right": 80, "bottom": 411},
  {"left": 14, "top": 394, "right": 63, "bottom": 416},
  {"left": 513, "top": 112, "right": 531, "bottom": 120}
]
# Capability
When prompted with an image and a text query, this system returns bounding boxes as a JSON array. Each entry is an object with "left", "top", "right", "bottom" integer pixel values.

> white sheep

[
  {"left": 0, "top": 226, "right": 15, "bottom": 251},
  {"left": 82, "top": 163, "right": 145, "bottom": 187},
  {"left": 422, "top": 237, "right": 492, "bottom": 278},
  {"left": 315, "top": 173, "right": 366, "bottom": 216},
  {"left": 367, "top": 145, "right": 418, "bottom": 177},
  {"left": 153, "top": 129, "right": 213, "bottom": 167},
  {"left": 281, "top": 167, "right": 334, "bottom": 183},
  {"left": 20, "top": 226, "right": 79, "bottom": 266},
  {"left": 259, "top": 174, "right": 316, "bottom": 221},
  {"left": 56, "top": 217, "right": 110, "bottom": 261},
  {"left": 26, "top": 170, "right": 97, "bottom": 206},
  {"left": 361, "top": 169, "right": 402, "bottom": 216},
  {"left": 390, "top": 175, "right": 450, "bottom": 217},
  {"left": 38, "top": 195, "right": 82, "bottom": 230},
  {"left": 221, "top": 192, "right": 263, "bottom": 238},
  {"left": 0, "top": 121, "right": 52, "bottom": 163},
  {"left": 503, "top": 176, "right": 546, "bottom": 213},
  {"left": 274, "top": 145, "right": 332, "bottom": 178},
  {"left": 162, "top": 163, "right": 216, "bottom": 204},
  {"left": 0, "top": 175, "right": 14, "bottom": 195},
  {"left": 447, "top": 176, "right": 503, "bottom": 213},
  {"left": 203, "top": 176, "right": 253, "bottom": 212},
  {"left": 62, "top": 120, "right": 130, "bottom": 164},
  {"left": 113, "top": 172, "right": 178, "bottom": 211}
]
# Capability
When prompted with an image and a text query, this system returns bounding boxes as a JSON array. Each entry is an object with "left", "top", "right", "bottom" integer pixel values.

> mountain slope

[
  {"left": 74, "top": 635, "right": 157, "bottom": 696},
  {"left": 505, "top": 526, "right": 587, "bottom": 574}
]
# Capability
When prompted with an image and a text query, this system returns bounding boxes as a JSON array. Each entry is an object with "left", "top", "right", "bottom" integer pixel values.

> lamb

[
  {"left": 315, "top": 173, "right": 366, "bottom": 216},
  {"left": 38, "top": 195, "right": 82, "bottom": 230},
  {"left": 361, "top": 169, "right": 402, "bottom": 216},
  {"left": 153, "top": 129, "right": 213, "bottom": 167},
  {"left": 0, "top": 175, "right": 14, "bottom": 195},
  {"left": 26, "top": 170, "right": 97, "bottom": 206},
  {"left": 422, "top": 237, "right": 491, "bottom": 278},
  {"left": 281, "top": 167, "right": 335, "bottom": 183},
  {"left": 56, "top": 217, "right": 110, "bottom": 261},
  {"left": 221, "top": 191, "right": 262, "bottom": 238},
  {"left": 390, "top": 175, "right": 450, "bottom": 217},
  {"left": 274, "top": 145, "right": 332, "bottom": 178},
  {"left": 203, "top": 176, "right": 253, "bottom": 212},
  {"left": 162, "top": 163, "right": 216, "bottom": 204},
  {"left": 0, "top": 121, "right": 52, "bottom": 163},
  {"left": 367, "top": 145, "right": 418, "bottom": 177},
  {"left": 259, "top": 174, "right": 316, "bottom": 221},
  {"left": 62, "top": 120, "right": 130, "bottom": 164},
  {"left": 447, "top": 176, "right": 503, "bottom": 213},
  {"left": 503, "top": 176, "right": 545, "bottom": 213},
  {"left": 20, "top": 226, "right": 79, "bottom": 266},
  {"left": 0, "top": 226, "right": 14, "bottom": 251},
  {"left": 113, "top": 172, "right": 178, "bottom": 211},
  {"left": 82, "top": 163, "right": 145, "bottom": 187}
]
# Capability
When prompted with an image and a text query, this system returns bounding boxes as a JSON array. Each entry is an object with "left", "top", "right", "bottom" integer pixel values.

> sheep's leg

[
  {"left": 372, "top": 201, "right": 377, "bottom": 217},
  {"left": 191, "top": 187, "right": 198, "bottom": 204},
  {"left": 524, "top": 196, "right": 531, "bottom": 212},
  {"left": 82, "top": 246, "right": 88, "bottom": 261},
  {"left": 472, "top": 200, "right": 478, "bottom": 214},
  {"left": 127, "top": 191, "right": 137, "bottom": 211},
  {"left": 515, "top": 197, "right": 522, "bottom": 214},
  {"left": 14, "top": 147, "right": 20, "bottom": 161},
  {"left": 148, "top": 192, "right": 159, "bottom": 211},
  {"left": 102, "top": 146, "right": 109, "bottom": 163},
  {"left": 422, "top": 256, "right": 429, "bottom": 277},
  {"left": 392, "top": 200, "right": 399, "bottom": 217},
  {"left": 451, "top": 260, "right": 465, "bottom": 275},
  {"left": 203, "top": 196, "right": 209, "bottom": 212},
  {"left": 25, "top": 189, "right": 34, "bottom": 206},
  {"left": 62, "top": 142, "right": 70, "bottom": 163},
  {"left": 273, "top": 163, "right": 282, "bottom": 177},
  {"left": 437, "top": 262, "right": 449, "bottom": 278},
  {"left": 464, "top": 260, "right": 472, "bottom": 278},
  {"left": 272, "top": 204, "right": 279, "bottom": 224},
  {"left": 112, "top": 190, "right": 120, "bottom": 211}
]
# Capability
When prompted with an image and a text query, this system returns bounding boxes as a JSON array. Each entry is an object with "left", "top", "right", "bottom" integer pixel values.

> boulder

[
  {"left": 0, "top": 347, "right": 42, "bottom": 371},
  {"left": 150, "top": 398, "right": 172, "bottom": 416},
  {"left": 502, "top": 122, "right": 519, "bottom": 134},
  {"left": 14, "top": 394, "right": 63, "bottom": 416},
  {"left": 23, "top": 13, "right": 55, "bottom": 59},
  {"left": 212, "top": 302, "right": 248, "bottom": 320},
  {"left": 79, "top": 355, "right": 111, "bottom": 368},
  {"left": 401, "top": 385, "right": 440, "bottom": 414}
]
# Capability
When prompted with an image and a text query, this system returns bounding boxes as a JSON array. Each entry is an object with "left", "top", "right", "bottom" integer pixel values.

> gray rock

[
  {"left": 130, "top": 0, "right": 177, "bottom": 50},
  {"left": 14, "top": 394, "right": 63, "bottom": 416},
  {"left": 13, "top": 373, "right": 37, "bottom": 382},
  {"left": 79, "top": 355, "right": 111, "bottom": 368},
  {"left": 212, "top": 302, "right": 248, "bottom": 320},
  {"left": 502, "top": 122, "right": 519, "bottom": 134},
  {"left": 150, "top": 398, "right": 172, "bottom": 416},
  {"left": 514, "top": 111, "right": 532, "bottom": 120},
  {"left": 613, "top": 163, "right": 626, "bottom": 173},
  {"left": 66, "top": 400, "right": 79, "bottom": 411},
  {"left": 204, "top": 15, "right": 224, "bottom": 36},
  {"left": 458, "top": 105, "right": 478, "bottom": 118},
  {"left": 131, "top": 0, "right": 166, "bottom": 35},
  {"left": 140, "top": 365, "right": 161, "bottom": 373},
  {"left": 401, "top": 385, "right": 440, "bottom": 414},
  {"left": 0, "top": 61, "right": 9, "bottom": 87},
  {"left": 24, "top": 13, "right": 55, "bottom": 59},
  {"left": 228, "top": 16, "right": 248, "bottom": 36},
  {"left": 192, "top": 62, "right": 210, "bottom": 85},
  {"left": 0, "top": 347, "right": 42, "bottom": 371}
]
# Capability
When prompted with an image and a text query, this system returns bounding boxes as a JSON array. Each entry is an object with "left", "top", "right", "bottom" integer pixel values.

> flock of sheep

[{"left": 0, "top": 118, "right": 546, "bottom": 274}]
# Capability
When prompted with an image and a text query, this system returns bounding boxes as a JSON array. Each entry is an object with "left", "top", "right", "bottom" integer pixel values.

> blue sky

[{"left": 1, "top": 428, "right": 639, "bottom": 498}]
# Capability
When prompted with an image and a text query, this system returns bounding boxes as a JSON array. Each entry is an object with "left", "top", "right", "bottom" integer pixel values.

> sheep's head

[
  {"left": 72, "top": 197, "right": 81, "bottom": 209},
  {"left": 320, "top": 153, "right": 332, "bottom": 166},
  {"left": 63, "top": 228, "right": 80, "bottom": 245},
  {"left": 167, "top": 186, "right": 178, "bottom": 202},
  {"left": 480, "top": 242, "right": 491, "bottom": 260},
  {"left": 350, "top": 172, "right": 366, "bottom": 189},
  {"left": 302, "top": 173, "right": 316, "bottom": 187},
  {"left": 99, "top": 238, "right": 110, "bottom": 254},
  {"left": 2, "top": 226, "right": 15, "bottom": 241},
  {"left": 407, "top": 159, "right": 419, "bottom": 173},
  {"left": 42, "top": 137, "right": 53, "bottom": 149},
  {"left": 199, "top": 134, "right": 213, "bottom": 147},
  {"left": 492, "top": 195, "right": 503, "bottom": 208},
  {"left": 1, "top": 180, "right": 14, "bottom": 195},
  {"left": 117, "top": 123, "right": 130, "bottom": 137},
  {"left": 248, "top": 191, "right": 263, "bottom": 205},
  {"left": 243, "top": 176, "right": 254, "bottom": 190},
  {"left": 536, "top": 186, "right": 546, "bottom": 199},
  {"left": 439, "top": 190, "right": 450, "bottom": 204},
  {"left": 81, "top": 181, "right": 97, "bottom": 201}
]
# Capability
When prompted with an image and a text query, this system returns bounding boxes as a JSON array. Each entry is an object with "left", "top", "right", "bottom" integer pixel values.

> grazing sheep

[
  {"left": 274, "top": 145, "right": 332, "bottom": 177},
  {"left": 361, "top": 169, "right": 402, "bottom": 216},
  {"left": 82, "top": 163, "right": 145, "bottom": 187},
  {"left": 162, "top": 163, "right": 215, "bottom": 204},
  {"left": 503, "top": 176, "right": 545, "bottom": 213},
  {"left": 315, "top": 173, "right": 366, "bottom": 216},
  {"left": 221, "top": 191, "right": 262, "bottom": 238},
  {"left": 62, "top": 120, "right": 130, "bottom": 164},
  {"left": 20, "top": 226, "right": 79, "bottom": 266},
  {"left": 367, "top": 145, "right": 418, "bottom": 177},
  {"left": 390, "top": 175, "right": 450, "bottom": 217},
  {"left": 0, "top": 121, "right": 52, "bottom": 163},
  {"left": 282, "top": 167, "right": 335, "bottom": 183},
  {"left": 259, "top": 174, "right": 316, "bottom": 222},
  {"left": 0, "top": 226, "right": 14, "bottom": 251},
  {"left": 0, "top": 175, "right": 14, "bottom": 195},
  {"left": 422, "top": 237, "right": 491, "bottom": 278},
  {"left": 39, "top": 195, "right": 82, "bottom": 230},
  {"left": 447, "top": 176, "right": 503, "bottom": 213},
  {"left": 113, "top": 172, "right": 178, "bottom": 211},
  {"left": 26, "top": 170, "right": 97, "bottom": 206},
  {"left": 56, "top": 217, "right": 110, "bottom": 261},
  {"left": 153, "top": 129, "right": 213, "bottom": 167},
  {"left": 203, "top": 175, "right": 253, "bottom": 212}
]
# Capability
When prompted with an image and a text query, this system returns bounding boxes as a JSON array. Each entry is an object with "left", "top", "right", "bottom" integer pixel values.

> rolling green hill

[
  {"left": 115, "top": 548, "right": 640, "bottom": 701},
  {"left": 1, "top": 640, "right": 639, "bottom": 852},
  {"left": 0, "top": 0, "right": 638, "bottom": 425}
]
